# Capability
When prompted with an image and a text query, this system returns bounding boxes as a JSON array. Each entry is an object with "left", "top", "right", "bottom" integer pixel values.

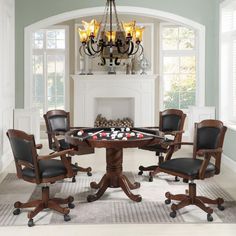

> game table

[{"left": 65, "top": 127, "right": 164, "bottom": 202}]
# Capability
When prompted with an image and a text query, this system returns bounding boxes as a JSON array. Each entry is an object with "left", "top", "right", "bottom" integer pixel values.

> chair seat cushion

[
  {"left": 159, "top": 158, "right": 215, "bottom": 178},
  {"left": 22, "top": 159, "right": 78, "bottom": 179}
]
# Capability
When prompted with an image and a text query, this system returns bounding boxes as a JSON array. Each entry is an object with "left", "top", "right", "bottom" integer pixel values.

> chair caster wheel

[
  {"left": 28, "top": 219, "right": 34, "bottom": 227},
  {"left": 13, "top": 208, "right": 20, "bottom": 215},
  {"left": 149, "top": 176, "right": 153, "bottom": 182},
  {"left": 64, "top": 214, "right": 71, "bottom": 222},
  {"left": 138, "top": 171, "right": 143, "bottom": 175},
  {"left": 87, "top": 172, "right": 92, "bottom": 176},
  {"left": 207, "top": 213, "right": 213, "bottom": 222},
  {"left": 68, "top": 203, "right": 75, "bottom": 209},
  {"left": 218, "top": 205, "right": 225, "bottom": 211},
  {"left": 170, "top": 211, "right": 176, "bottom": 218},
  {"left": 72, "top": 176, "right": 76, "bottom": 182},
  {"left": 174, "top": 176, "right": 180, "bottom": 182},
  {"left": 165, "top": 199, "right": 171, "bottom": 205}
]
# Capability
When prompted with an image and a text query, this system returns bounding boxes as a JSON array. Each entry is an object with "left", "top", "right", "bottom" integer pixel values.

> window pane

[
  {"left": 164, "top": 91, "right": 180, "bottom": 109},
  {"left": 163, "top": 57, "right": 179, "bottom": 73},
  {"left": 163, "top": 38, "right": 178, "bottom": 50},
  {"left": 180, "top": 92, "right": 196, "bottom": 109},
  {"left": 33, "top": 31, "right": 44, "bottom": 49},
  {"left": 179, "top": 38, "right": 195, "bottom": 50},
  {"left": 33, "top": 97, "right": 44, "bottom": 117},
  {"left": 179, "top": 27, "right": 195, "bottom": 38},
  {"left": 32, "top": 55, "right": 44, "bottom": 97},
  {"left": 162, "top": 27, "right": 178, "bottom": 38},
  {"left": 180, "top": 56, "right": 196, "bottom": 73},
  {"left": 47, "top": 29, "right": 65, "bottom": 49}
]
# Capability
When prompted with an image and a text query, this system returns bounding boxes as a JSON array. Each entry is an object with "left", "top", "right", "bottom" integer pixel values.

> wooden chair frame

[
  {"left": 139, "top": 109, "right": 186, "bottom": 181},
  {"left": 158, "top": 120, "right": 227, "bottom": 221},
  {"left": 7, "top": 129, "right": 78, "bottom": 226},
  {"left": 44, "top": 109, "right": 93, "bottom": 179}
]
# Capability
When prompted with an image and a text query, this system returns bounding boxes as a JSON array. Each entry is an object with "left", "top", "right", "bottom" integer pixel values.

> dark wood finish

[
  {"left": 43, "top": 109, "right": 93, "bottom": 176},
  {"left": 138, "top": 109, "right": 186, "bottom": 181},
  {"left": 6, "top": 129, "right": 78, "bottom": 226},
  {"left": 158, "top": 120, "right": 227, "bottom": 221},
  {"left": 66, "top": 128, "right": 163, "bottom": 202}
]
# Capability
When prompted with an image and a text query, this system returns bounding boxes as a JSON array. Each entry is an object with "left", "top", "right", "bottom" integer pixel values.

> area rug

[{"left": 0, "top": 172, "right": 235, "bottom": 226}]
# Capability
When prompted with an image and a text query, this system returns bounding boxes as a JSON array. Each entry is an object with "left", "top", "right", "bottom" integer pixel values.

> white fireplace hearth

[{"left": 71, "top": 74, "right": 157, "bottom": 127}]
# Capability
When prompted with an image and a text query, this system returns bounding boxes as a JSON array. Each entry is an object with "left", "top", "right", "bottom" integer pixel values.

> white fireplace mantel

[{"left": 71, "top": 74, "right": 157, "bottom": 127}]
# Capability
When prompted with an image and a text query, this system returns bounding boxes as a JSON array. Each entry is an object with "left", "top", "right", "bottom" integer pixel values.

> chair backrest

[
  {"left": 6, "top": 129, "right": 40, "bottom": 181},
  {"left": 159, "top": 109, "right": 186, "bottom": 133},
  {"left": 194, "top": 119, "right": 227, "bottom": 153},
  {"left": 44, "top": 109, "right": 70, "bottom": 150},
  {"left": 193, "top": 120, "right": 227, "bottom": 173}
]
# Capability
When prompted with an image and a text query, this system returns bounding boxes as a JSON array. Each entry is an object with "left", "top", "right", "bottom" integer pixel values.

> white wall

[{"left": 0, "top": 0, "right": 15, "bottom": 172}]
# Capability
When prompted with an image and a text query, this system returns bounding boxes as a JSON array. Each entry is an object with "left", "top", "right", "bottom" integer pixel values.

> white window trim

[
  {"left": 219, "top": 0, "right": 236, "bottom": 129},
  {"left": 159, "top": 22, "right": 204, "bottom": 112},
  {"left": 25, "top": 25, "right": 69, "bottom": 113}
]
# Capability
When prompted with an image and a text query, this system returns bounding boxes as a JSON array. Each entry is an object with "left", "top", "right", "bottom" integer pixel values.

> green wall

[{"left": 16, "top": 0, "right": 236, "bottom": 160}]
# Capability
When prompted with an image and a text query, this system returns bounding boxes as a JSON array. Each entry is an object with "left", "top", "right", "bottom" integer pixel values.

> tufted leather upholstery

[
  {"left": 22, "top": 160, "right": 78, "bottom": 178},
  {"left": 159, "top": 158, "right": 215, "bottom": 178}
]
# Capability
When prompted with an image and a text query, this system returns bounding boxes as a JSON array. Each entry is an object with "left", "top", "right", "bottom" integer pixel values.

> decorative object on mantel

[
  {"left": 94, "top": 114, "right": 134, "bottom": 127},
  {"left": 79, "top": 54, "right": 86, "bottom": 75},
  {"left": 78, "top": 0, "right": 145, "bottom": 74},
  {"left": 139, "top": 54, "right": 150, "bottom": 75}
]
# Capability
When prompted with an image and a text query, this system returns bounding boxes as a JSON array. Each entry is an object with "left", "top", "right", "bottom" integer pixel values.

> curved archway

[{"left": 24, "top": 6, "right": 205, "bottom": 108}]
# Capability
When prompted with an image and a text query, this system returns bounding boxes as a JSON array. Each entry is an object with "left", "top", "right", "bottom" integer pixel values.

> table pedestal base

[{"left": 87, "top": 148, "right": 142, "bottom": 202}]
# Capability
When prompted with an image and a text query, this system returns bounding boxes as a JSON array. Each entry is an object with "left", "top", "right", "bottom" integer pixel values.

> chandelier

[{"left": 78, "top": 0, "right": 145, "bottom": 74}]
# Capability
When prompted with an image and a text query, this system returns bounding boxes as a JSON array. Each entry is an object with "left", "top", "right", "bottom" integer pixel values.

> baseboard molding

[{"left": 222, "top": 154, "right": 236, "bottom": 173}]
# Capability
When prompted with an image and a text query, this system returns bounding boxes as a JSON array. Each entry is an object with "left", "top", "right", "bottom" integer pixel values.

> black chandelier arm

[
  {"left": 100, "top": 57, "right": 106, "bottom": 66},
  {"left": 114, "top": 58, "right": 120, "bottom": 65},
  {"left": 87, "top": 40, "right": 103, "bottom": 54},
  {"left": 128, "top": 43, "right": 143, "bottom": 56}
]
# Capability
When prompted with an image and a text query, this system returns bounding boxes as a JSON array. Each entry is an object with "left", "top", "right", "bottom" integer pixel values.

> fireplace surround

[{"left": 71, "top": 74, "right": 157, "bottom": 127}]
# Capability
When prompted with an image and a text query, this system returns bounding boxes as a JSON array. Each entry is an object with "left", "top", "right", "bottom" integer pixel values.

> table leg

[{"left": 87, "top": 148, "right": 141, "bottom": 202}]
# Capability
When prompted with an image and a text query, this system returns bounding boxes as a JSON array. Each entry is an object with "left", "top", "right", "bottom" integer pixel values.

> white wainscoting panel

[{"left": 13, "top": 109, "right": 40, "bottom": 144}]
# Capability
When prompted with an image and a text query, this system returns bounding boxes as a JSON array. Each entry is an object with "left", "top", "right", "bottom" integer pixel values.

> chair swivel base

[
  {"left": 138, "top": 164, "right": 179, "bottom": 182},
  {"left": 164, "top": 182, "right": 224, "bottom": 222},
  {"left": 75, "top": 163, "right": 92, "bottom": 177},
  {"left": 13, "top": 186, "right": 74, "bottom": 227}
]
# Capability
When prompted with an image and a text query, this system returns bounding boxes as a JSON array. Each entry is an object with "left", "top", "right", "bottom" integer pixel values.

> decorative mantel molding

[{"left": 71, "top": 74, "right": 157, "bottom": 127}]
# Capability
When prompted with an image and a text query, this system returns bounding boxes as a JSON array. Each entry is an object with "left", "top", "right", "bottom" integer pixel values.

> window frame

[
  {"left": 220, "top": 0, "right": 236, "bottom": 130},
  {"left": 27, "top": 25, "right": 69, "bottom": 120},
  {"left": 159, "top": 23, "right": 201, "bottom": 113}
]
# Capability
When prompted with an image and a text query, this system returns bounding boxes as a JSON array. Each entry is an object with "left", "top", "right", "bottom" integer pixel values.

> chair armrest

[
  {"left": 164, "top": 130, "right": 184, "bottom": 136},
  {"left": 36, "top": 144, "right": 43, "bottom": 149},
  {"left": 168, "top": 142, "right": 193, "bottom": 147},
  {"left": 196, "top": 148, "right": 223, "bottom": 156},
  {"left": 37, "top": 149, "right": 74, "bottom": 160}
]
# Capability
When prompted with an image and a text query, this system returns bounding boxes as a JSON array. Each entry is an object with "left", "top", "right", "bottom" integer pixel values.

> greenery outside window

[
  {"left": 32, "top": 27, "right": 68, "bottom": 117},
  {"left": 160, "top": 24, "right": 197, "bottom": 110}
]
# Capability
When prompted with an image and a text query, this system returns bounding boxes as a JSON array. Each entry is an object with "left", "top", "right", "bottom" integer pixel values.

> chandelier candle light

[{"left": 78, "top": 0, "right": 145, "bottom": 74}]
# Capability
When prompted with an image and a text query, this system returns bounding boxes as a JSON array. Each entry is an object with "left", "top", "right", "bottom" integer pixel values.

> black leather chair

[
  {"left": 44, "top": 109, "right": 93, "bottom": 181},
  {"left": 139, "top": 109, "right": 186, "bottom": 181},
  {"left": 158, "top": 120, "right": 227, "bottom": 221},
  {"left": 7, "top": 129, "right": 79, "bottom": 227}
]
